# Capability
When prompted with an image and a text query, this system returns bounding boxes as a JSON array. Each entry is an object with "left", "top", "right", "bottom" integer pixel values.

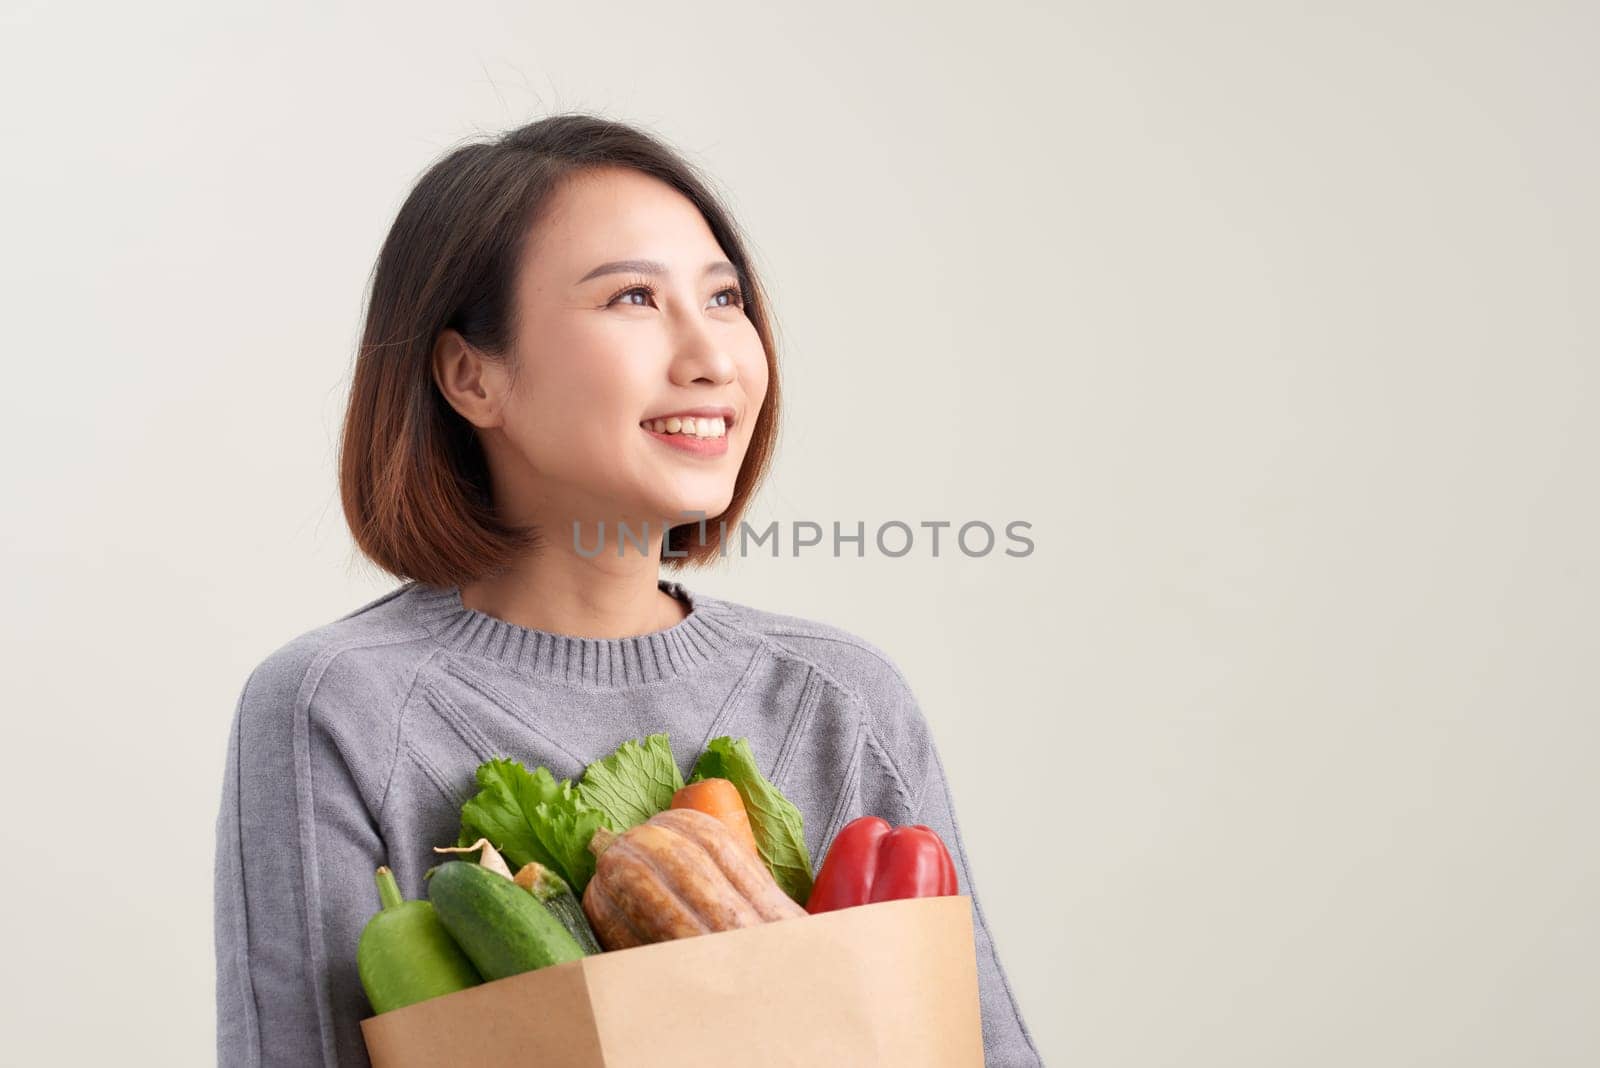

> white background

[{"left": 2, "top": 2, "right": 1596, "bottom": 1064}]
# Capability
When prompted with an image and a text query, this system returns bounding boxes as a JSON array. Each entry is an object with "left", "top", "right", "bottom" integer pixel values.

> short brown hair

[{"left": 338, "top": 113, "right": 782, "bottom": 589}]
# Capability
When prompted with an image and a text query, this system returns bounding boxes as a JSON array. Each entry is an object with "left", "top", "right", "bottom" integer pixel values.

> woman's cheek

[{"left": 739, "top": 342, "right": 769, "bottom": 402}]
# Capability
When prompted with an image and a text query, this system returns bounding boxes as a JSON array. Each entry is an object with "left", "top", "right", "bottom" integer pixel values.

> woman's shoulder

[
  {"left": 690, "top": 586, "right": 920, "bottom": 711},
  {"left": 692, "top": 586, "right": 940, "bottom": 800},
  {"left": 236, "top": 581, "right": 439, "bottom": 726}
]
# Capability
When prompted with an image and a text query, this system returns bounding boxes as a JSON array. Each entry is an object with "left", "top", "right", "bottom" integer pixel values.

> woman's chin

[{"left": 639, "top": 490, "right": 735, "bottom": 528}]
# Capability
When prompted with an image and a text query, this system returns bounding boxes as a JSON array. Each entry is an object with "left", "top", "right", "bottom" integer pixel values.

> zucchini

[
  {"left": 514, "top": 861, "right": 603, "bottom": 955},
  {"left": 358, "top": 866, "right": 481, "bottom": 1013},
  {"left": 426, "top": 860, "right": 587, "bottom": 980}
]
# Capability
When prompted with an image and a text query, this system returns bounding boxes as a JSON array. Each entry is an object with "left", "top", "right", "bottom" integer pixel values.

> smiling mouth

[{"left": 638, "top": 414, "right": 730, "bottom": 440}]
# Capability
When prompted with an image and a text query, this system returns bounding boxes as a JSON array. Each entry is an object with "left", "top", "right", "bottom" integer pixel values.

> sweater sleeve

[
  {"left": 214, "top": 647, "right": 387, "bottom": 1067},
  {"left": 858, "top": 665, "right": 1046, "bottom": 1067}
]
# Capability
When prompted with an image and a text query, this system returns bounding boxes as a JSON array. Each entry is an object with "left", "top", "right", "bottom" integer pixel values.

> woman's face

[{"left": 457, "top": 167, "right": 768, "bottom": 545}]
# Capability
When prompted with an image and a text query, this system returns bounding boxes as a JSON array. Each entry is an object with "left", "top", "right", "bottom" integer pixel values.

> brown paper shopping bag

[{"left": 360, "top": 893, "right": 984, "bottom": 1067}]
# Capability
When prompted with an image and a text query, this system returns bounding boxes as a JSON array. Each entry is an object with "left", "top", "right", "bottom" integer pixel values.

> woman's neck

[{"left": 458, "top": 548, "right": 687, "bottom": 639}]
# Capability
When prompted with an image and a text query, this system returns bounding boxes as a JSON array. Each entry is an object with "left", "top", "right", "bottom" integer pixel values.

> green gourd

[{"left": 357, "top": 866, "right": 482, "bottom": 1014}]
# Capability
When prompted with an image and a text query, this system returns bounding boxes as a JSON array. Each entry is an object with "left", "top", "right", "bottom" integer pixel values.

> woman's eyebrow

[{"left": 576, "top": 258, "right": 739, "bottom": 285}]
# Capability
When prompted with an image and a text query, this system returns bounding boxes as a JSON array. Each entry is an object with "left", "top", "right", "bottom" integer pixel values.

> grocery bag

[{"left": 361, "top": 893, "right": 984, "bottom": 1066}]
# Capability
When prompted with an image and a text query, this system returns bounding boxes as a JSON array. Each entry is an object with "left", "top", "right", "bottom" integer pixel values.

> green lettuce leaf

[
  {"left": 689, "top": 736, "right": 815, "bottom": 905},
  {"left": 576, "top": 732, "right": 684, "bottom": 832},
  {"left": 456, "top": 758, "right": 608, "bottom": 892}
]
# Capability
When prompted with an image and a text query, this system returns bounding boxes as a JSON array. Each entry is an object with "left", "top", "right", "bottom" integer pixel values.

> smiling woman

[
  {"left": 339, "top": 123, "right": 781, "bottom": 589},
  {"left": 213, "top": 113, "right": 1042, "bottom": 1068}
]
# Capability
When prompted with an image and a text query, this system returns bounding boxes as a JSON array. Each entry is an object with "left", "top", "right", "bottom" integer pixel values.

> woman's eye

[{"left": 608, "top": 284, "right": 745, "bottom": 310}]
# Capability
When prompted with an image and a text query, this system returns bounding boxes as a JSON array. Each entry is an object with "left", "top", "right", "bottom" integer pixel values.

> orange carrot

[{"left": 671, "top": 778, "right": 760, "bottom": 857}]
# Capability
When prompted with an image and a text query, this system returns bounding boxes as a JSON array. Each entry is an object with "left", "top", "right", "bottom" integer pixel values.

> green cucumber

[
  {"left": 519, "top": 862, "right": 603, "bottom": 955},
  {"left": 426, "top": 860, "right": 587, "bottom": 980},
  {"left": 358, "top": 866, "right": 482, "bottom": 1014}
]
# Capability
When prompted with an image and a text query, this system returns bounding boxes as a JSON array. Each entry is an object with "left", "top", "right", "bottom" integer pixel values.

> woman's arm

[
  {"left": 214, "top": 646, "right": 387, "bottom": 1067},
  {"left": 849, "top": 660, "right": 1046, "bottom": 1067},
  {"left": 904, "top": 735, "right": 1046, "bottom": 1066}
]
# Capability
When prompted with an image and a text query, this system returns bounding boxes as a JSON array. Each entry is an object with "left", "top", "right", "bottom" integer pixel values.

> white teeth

[{"left": 643, "top": 415, "right": 727, "bottom": 438}]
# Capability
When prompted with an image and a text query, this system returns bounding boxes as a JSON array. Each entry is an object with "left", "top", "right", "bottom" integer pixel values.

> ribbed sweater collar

[{"left": 407, "top": 579, "right": 743, "bottom": 687}]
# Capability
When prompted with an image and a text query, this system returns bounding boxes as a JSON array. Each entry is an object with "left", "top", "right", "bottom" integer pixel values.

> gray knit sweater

[{"left": 213, "top": 578, "right": 1043, "bottom": 1066}]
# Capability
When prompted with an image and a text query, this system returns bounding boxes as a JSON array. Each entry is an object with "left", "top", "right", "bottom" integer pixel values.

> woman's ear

[{"left": 432, "top": 327, "right": 510, "bottom": 429}]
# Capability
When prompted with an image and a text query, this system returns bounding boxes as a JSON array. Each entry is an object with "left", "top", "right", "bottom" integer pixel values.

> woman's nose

[{"left": 670, "top": 329, "right": 737, "bottom": 385}]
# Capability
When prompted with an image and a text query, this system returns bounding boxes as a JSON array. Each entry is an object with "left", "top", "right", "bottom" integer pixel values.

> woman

[{"left": 212, "top": 113, "right": 1042, "bottom": 1066}]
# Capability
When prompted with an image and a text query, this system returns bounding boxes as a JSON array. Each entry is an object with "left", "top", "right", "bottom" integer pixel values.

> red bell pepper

[{"left": 805, "top": 815, "right": 958, "bottom": 914}]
